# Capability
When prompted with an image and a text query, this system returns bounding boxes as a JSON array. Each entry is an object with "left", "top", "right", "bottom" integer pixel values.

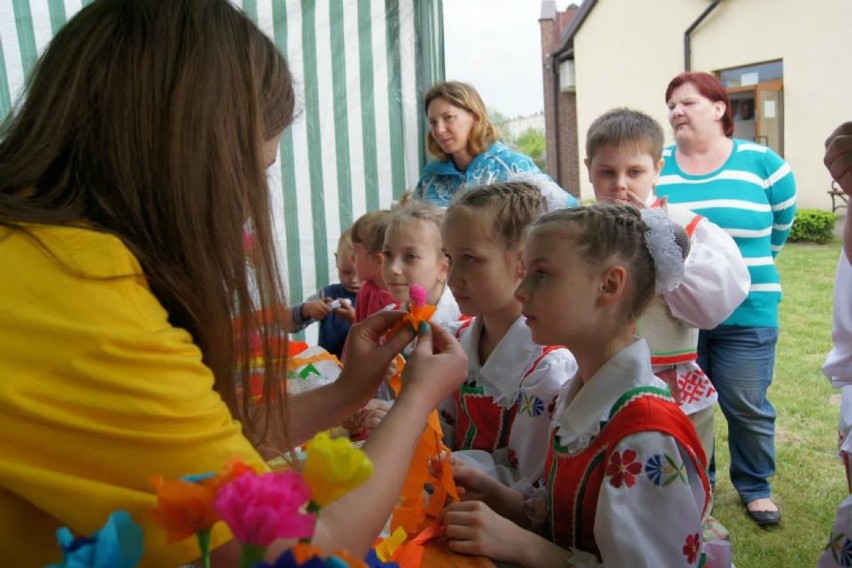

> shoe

[{"left": 746, "top": 500, "right": 781, "bottom": 527}]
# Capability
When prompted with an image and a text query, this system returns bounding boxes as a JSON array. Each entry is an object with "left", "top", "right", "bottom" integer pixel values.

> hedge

[{"left": 788, "top": 209, "right": 837, "bottom": 244}]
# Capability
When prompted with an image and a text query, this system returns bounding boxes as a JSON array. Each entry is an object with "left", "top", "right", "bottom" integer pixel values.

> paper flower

[
  {"left": 48, "top": 510, "right": 143, "bottom": 568},
  {"left": 215, "top": 469, "right": 316, "bottom": 546},
  {"left": 383, "top": 284, "right": 437, "bottom": 340},
  {"left": 150, "top": 476, "right": 219, "bottom": 544},
  {"left": 408, "top": 284, "right": 427, "bottom": 308},
  {"left": 151, "top": 460, "right": 256, "bottom": 567},
  {"left": 301, "top": 431, "right": 374, "bottom": 507}
]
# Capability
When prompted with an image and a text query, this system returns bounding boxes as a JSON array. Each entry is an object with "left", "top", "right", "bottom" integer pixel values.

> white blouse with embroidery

[
  {"left": 549, "top": 339, "right": 728, "bottom": 568},
  {"left": 439, "top": 316, "right": 576, "bottom": 488}
]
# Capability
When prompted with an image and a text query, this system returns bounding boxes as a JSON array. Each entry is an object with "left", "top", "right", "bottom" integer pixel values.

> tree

[
  {"left": 488, "top": 107, "right": 509, "bottom": 132},
  {"left": 514, "top": 127, "right": 546, "bottom": 170}
]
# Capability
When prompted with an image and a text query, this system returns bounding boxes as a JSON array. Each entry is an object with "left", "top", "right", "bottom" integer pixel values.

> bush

[{"left": 788, "top": 209, "right": 836, "bottom": 244}]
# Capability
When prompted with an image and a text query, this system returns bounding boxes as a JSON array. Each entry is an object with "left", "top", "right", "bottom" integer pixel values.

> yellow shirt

[{"left": 0, "top": 225, "right": 268, "bottom": 566}]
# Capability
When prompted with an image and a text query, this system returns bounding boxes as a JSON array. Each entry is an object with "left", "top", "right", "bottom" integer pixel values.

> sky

[{"left": 442, "top": 0, "right": 581, "bottom": 119}]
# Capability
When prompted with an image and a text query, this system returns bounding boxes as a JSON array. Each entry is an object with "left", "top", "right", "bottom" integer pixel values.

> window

[{"left": 717, "top": 60, "right": 784, "bottom": 156}]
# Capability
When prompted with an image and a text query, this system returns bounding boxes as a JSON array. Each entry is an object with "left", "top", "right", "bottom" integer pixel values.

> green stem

[
  {"left": 299, "top": 501, "right": 322, "bottom": 544},
  {"left": 196, "top": 530, "right": 211, "bottom": 568},
  {"left": 239, "top": 543, "right": 267, "bottom": 568}
]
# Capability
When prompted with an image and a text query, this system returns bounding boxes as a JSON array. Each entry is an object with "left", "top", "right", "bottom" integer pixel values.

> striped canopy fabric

[{"left": 0, "top": 0, "right": 445, "bottom": 341}]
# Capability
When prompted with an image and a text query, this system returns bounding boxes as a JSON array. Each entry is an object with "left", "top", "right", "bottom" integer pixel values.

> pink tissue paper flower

[
  {"left": 214, "top": 470, "right": 316, "bottom": 546},
  {"left": 408, "top": 284, "right": 426, "bottom": 308}
]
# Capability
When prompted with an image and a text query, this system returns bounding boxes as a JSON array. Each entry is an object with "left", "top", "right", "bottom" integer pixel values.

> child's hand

[
  {"left": 451, "top": 455, "right": 503, "bottom": 504},
  {"left": 334, "top": 299, "right": 356, "bottom": 323},
  {"left": 302, "top": 298, "right": 333, "bottom": 321},
  {"left": 625, "top": 189, "right": 651, "bottom": 208},
  {"left": 826, "top": 121, "right": 852, "bottom": 195},
  {"left": 384, "top": 357, "right": 399, "bottom": 383},
  {"left": 361, "top": 398, "right": 391, "bottom": 432},
  {"left": 442, "top": 501, "right": 523, "bottom": 563}
]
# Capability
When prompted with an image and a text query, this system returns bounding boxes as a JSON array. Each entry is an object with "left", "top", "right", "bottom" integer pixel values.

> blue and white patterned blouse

[{"left": 415, "top": 141, "right": 578, "bottom": 209}]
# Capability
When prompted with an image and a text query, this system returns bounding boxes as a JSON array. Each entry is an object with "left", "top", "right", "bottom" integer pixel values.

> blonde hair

[
  {"left": 386, "top": 200, "right": 445, "bottom": 255},
  {"left": 424, "top": 81, "right": 499, "bottom": 160},
  {"left": 586, "top": 108, "right": 665, "bottom": 162},
  {"left": 447, "top": 182, "right": 545, "bottom": 250},
  {"left": 532, "top": 204, "right": 657, "bottom": 322},
  {"left": 351, "top": 210, "right": 392, "bottom": 255},
  {"left": 336, "top": 227, "right": 355, "bottom": 261}
]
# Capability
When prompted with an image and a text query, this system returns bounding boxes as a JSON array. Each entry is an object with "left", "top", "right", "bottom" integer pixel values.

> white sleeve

[
  {"left": 824, "top": 251, "right": 852, "bottom": 388},
  {"left": 504, "top": 349, "right": 576, "bottom": 488},
  {"left": 663, "top": 219, "right": 750, "bottom": 329},
  {"left": 594, "top": 431, "right": 708, "bottom": 567}
]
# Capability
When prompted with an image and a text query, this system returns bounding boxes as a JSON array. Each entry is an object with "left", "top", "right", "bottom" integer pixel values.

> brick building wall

[{"left": 539, "top": 3, "right": 580, "bottom": 198}]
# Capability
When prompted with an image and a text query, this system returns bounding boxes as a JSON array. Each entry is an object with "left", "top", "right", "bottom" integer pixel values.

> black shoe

[{"left": 746, "top": 506, "right": 781, "bottom": 527}]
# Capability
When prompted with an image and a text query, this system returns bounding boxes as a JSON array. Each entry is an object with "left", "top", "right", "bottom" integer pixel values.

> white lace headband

[{"left": 640, "top": 207, "right": 686, "bottom": 293}]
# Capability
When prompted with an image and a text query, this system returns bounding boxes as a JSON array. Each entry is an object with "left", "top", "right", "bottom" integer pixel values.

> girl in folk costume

[
  {"left": 585, "top": 108, "right": 749, "bottom": 462},
  {"left": 439, "top": 183, "right": 576, "bottom": 502},
  {"left": 443, "top": 204, "right": 729, "bottom": 568}
]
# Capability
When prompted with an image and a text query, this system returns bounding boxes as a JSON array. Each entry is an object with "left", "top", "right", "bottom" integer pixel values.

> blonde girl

[
  {"left": 439, "top": 183, "right": 575, "bottom": 518},
  {"left": 381, "top": 199, "right": 460, "bottom": 327},
  {"left": 443, "top": 204, "right": 720, "bottom": 568}
]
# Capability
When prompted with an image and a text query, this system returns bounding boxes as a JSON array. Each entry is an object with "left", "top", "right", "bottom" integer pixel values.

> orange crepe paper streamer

[
  {"left": 387, "top": 356, "right": 459, "bottom": 538},
  {"left": 389, "top": 523, "right": 444, "bottom": 568},
  {"left": 289, "top": 351, "right": 341, "bottom": 369}
]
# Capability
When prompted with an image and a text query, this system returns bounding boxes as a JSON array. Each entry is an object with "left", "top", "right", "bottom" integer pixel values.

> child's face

[
  {"left": 586, "top": 145, "right": 662, "bottom": 207},
  {"left": 336, "top": 252, "right": 361, "bottom": 293},
  {"left": 515, "top": 228, "right": 601, "bottom": 347},
  {"left": 353, "top": 242, "right": 381, "bottom": 283},
  {"left": 442, "top": 208, "right": 522, "bottom": 318},
  {"left": 382, "top": 219, "right": 448, "bottom": 305}
]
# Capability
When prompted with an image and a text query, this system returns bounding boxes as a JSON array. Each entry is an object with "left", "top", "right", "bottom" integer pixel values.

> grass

[{"left": 710, "top": 239, "right": 846, "bottom": 566}]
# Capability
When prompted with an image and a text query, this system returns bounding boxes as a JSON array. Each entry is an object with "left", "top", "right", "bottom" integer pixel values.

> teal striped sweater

[{"left": 657, "top": 139, "right": 797, "bottom": 328}]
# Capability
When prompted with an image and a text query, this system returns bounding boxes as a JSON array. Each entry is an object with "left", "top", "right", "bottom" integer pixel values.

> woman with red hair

[{"left": 656, "top": 71, "right": 797, "bottom": 527}]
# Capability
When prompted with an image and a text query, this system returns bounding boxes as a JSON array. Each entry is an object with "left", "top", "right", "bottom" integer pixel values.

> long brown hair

[
  {"left": 0, "top": 0, "right": 294, "bottom": 447},
  {"left": 423, "top": 81, "right": 499, "bottom": 160}
]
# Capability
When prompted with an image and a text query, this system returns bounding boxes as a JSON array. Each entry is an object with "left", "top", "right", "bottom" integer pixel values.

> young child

[
  {"left": 439, "top": 182, "right": 576, "bottom": 493},
  {"left": 290, "top": 228, "right": 360, "bottom": 358},
  {"left": 442, "top": 204, "right": 724, "bottom": 567},
  {"left": 351, "top": 210, "right": 395, "bottom": 323},
  {"left": 585, "top": 108, "right": 749, "bottom": 462},
  {"left": 381, "top": 199, "right": 461, "bottom": 328}
]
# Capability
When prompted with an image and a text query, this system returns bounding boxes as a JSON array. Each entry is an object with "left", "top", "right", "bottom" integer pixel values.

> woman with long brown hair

[
  {"left": 415, "top": 81, "right": 578, "bottom": 209},
  {"left": 0, "top": 1, "right": 466, "bottom": 565}
]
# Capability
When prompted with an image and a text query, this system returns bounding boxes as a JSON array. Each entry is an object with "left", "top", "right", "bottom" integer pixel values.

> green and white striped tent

[{"left": 0, "top": 0, "right": 444, "bottom": 341}]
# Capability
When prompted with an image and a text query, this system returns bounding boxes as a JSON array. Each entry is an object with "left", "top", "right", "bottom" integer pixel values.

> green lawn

[{"left": 711, "top": 240, "right": 846, "bottom": 566}]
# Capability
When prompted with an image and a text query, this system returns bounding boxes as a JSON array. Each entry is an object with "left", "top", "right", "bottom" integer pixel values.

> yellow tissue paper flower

[{"left": 302, "top": 431, "right": 373, "bottom": 507}]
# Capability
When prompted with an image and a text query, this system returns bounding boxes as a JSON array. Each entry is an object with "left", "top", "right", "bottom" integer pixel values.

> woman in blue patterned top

[
  {"left": 415, "top": 81, "right": 577, "bottom": 209},
  {"left": 656, "top": 71, "right": 797, "bottom": 527}
]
